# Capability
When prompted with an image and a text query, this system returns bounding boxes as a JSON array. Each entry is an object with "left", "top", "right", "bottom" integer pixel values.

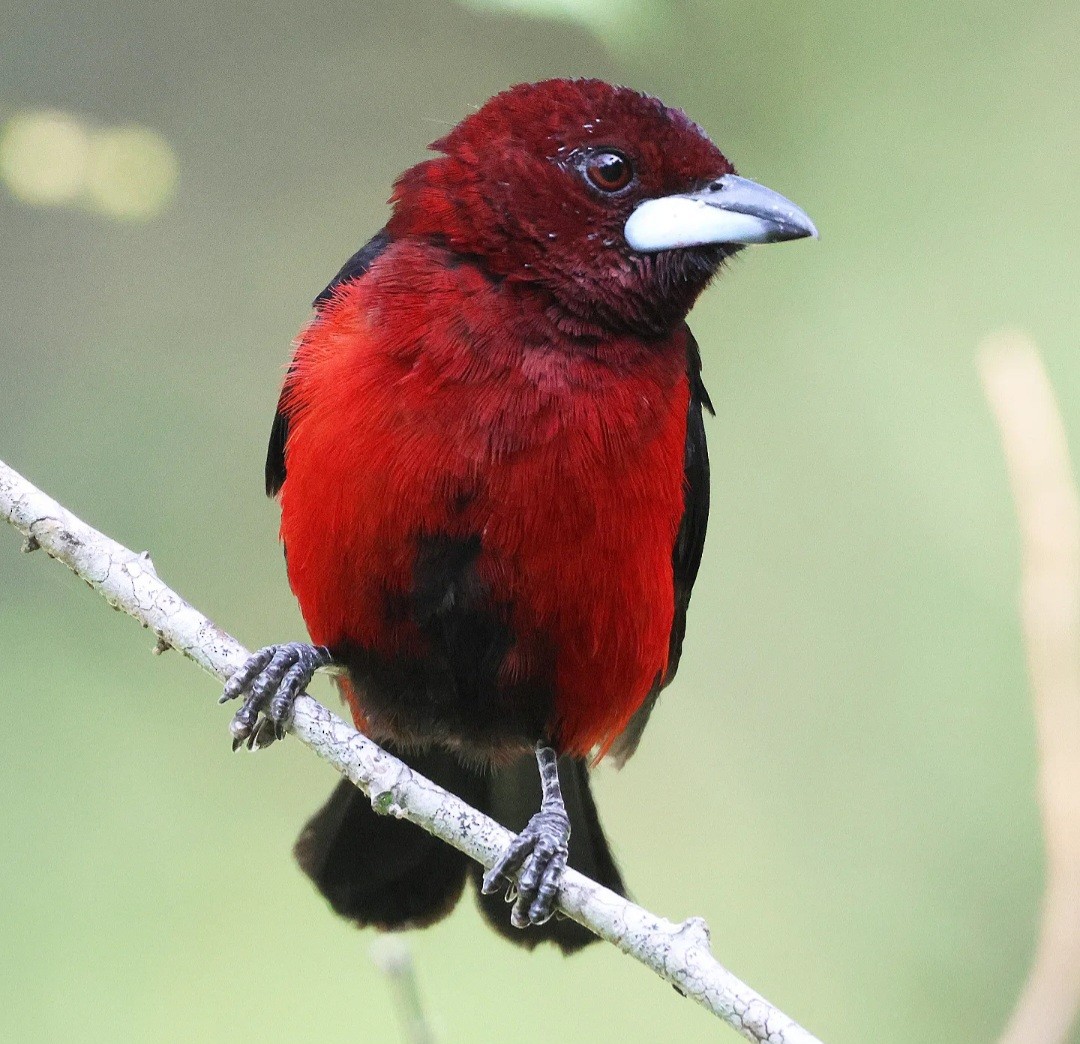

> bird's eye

[{"left": 584, "top": 151, "right": 633, "bottom": 192}]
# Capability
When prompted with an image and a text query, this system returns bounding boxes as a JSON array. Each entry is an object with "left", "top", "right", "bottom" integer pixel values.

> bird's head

[{"left": 387, "top": 78, "right": 816, "bottom": 337}]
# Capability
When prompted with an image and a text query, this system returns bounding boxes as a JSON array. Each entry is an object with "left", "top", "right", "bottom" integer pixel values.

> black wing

[
  {"left": 667, "top": 327, "right": 713, "bottom": 679},
  {"left": 609, "top": 326, "right": 712, "bottom": 766},
  {"left": 265, "top": 229, "right": 394, "bottom": 497},
  {"left": 311, "top": 228, "right": 393, "bottom": 307}
]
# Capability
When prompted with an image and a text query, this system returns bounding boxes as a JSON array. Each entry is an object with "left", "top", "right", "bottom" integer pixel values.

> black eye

[{"left": 584, "top": 151, "right": 633, "bottom": 192}]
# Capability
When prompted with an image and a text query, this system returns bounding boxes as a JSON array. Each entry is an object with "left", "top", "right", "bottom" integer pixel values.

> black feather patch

[
  {"left": 265, "top": 228, "right": 394, "bottom": 497},
  {"left": 334, "top": 532, "right": 555, "bottom": 758},
  {"left": 296, "top": 747, "right": 623, "bottom": 952},
  {"left": 312, "top": 228, "right": 393, "bottom": 307},
  {"left": 609, "top": 325, "right": 711, "bottom": 765},
  {"left": 295, "top": 748, "right": 486, "bottom": 930}
]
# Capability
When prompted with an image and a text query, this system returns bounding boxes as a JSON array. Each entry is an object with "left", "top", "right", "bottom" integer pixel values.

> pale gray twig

[
  {"left": 981, "top": 333, "right": 1080, "bottom": 1044},
  {"left": 370, "top": 937, "right": 435, "bottom": 1044},
  {"left": 0, "top": 456, "right": 823, "bottom": 1044}
]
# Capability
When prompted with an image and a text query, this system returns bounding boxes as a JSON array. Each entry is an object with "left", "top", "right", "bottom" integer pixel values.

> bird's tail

[{"left": 293, "top": 746, "right": 626, "bottom": 954}]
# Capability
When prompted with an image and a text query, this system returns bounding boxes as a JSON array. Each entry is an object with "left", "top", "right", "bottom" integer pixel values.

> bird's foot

[
  {"left": 220, "top": 642, "right": 332, "bottom": 750},
  {"left": 482, "top": 804, "right": 570, "bottom": 928}
]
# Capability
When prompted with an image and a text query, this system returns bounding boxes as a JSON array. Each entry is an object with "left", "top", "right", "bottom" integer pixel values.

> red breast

[{"left": 278, "top": 239, "right": 689, "bottom": 757}]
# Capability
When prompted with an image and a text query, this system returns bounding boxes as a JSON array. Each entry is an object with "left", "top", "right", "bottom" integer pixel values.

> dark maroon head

[{"left": 388, "top": 79, "right": 815, "bottom": 337}]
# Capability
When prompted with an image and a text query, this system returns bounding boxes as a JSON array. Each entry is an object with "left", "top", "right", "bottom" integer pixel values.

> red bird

[{"left": 223, "top": 78, "right": 815, "bottom": 951}]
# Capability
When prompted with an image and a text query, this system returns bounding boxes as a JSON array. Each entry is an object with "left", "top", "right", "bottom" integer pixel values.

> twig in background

[
  {"left": 981, "top": 331, "right": 1080, "bottom": 1044},
  {"left": 0, "top": 456, "right": 824, "bottom": 1044},
  {"left": 371, "top": 938, "right": 436, "bottom": 1044}
]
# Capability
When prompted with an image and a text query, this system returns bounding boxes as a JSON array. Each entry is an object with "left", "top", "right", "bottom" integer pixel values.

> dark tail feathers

[{"left": 294, "top": 747, "right": 626, "bottom": 954}]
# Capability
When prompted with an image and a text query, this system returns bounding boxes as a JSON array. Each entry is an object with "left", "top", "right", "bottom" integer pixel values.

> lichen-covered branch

[{"left": 0, "top": 456, "right": 823, "bottom": 1044}]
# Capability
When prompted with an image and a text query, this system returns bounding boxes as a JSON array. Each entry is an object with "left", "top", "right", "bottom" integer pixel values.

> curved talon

[
  {"left": 229, "top": 699, "right": 260, "bottom": 742},
  {"left": 221, "top": 642, "right": 332, "bottom": 749},
  {"left": 482, "top": 805, "right": 570, "bottom": 928},
  {"left": 250, "top": 716, "right": 279, "bottom": 750}
]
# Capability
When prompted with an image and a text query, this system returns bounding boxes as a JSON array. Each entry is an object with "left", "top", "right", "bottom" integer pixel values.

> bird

[{"left": 221, "top": 77, "right": 816, "bottom": 952}]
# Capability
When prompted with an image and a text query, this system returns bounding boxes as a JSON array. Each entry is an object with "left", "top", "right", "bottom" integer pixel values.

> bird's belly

[
  {"left": 476, "top": 444, "right": 683, "bottom": 756},
  {"left": 279, "top": 351, "right": 689, "bottom": 759}
]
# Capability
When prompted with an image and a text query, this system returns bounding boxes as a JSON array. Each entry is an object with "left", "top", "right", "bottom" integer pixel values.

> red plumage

[{"left": 280, "top": 236, "right": 691, "bottom": 757}]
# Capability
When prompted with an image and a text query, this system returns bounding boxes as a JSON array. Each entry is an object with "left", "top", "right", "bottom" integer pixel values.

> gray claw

[
  {"left": 483, "top": 806, "right": 570, "bottom": 927},
  {"left": 221, "top": 643, "right": 332, "bottom": 750}
]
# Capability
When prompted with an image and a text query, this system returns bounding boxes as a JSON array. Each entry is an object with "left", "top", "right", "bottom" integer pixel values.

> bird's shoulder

[{"left": 266, "top": 228, "right": 396, "bottom": 497}]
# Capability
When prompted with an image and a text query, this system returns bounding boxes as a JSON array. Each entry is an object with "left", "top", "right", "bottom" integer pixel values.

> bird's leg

[
  {"left": 482, "top": 743, "right": 571, "bottom": 928},
  {"left": 219, "top": 642, "right": 333, "bottom": 749}
]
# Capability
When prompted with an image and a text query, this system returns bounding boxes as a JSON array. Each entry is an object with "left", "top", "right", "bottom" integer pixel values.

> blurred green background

[{"left": 2, "top": 1, "right": 1079, "bottom": 1041}]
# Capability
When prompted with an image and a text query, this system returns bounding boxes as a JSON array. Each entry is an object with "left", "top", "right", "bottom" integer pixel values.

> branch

[
  {"left": 981, "top": 333, "right": 1080, "bottom": 1044},
  {"left": 0, "top": 456, "right": 823, "bottom": 1044},
  {"left": 370, "top": 938, "right": 436, "bottom": 1044}
]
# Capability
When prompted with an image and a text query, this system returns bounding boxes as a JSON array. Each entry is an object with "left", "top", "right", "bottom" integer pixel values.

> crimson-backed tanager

[{"left": 222, "top": 78, "right": 816, "bottom": 952}]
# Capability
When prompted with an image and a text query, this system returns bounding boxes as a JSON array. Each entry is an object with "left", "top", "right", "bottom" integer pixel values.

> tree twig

[
  {"left": 981, "top": 332, "right": 1080, "bottom": 1044},
  {"left": 0, "top": 456, "right": 823, "bottom": 1044},
  {"left": 370, "top": 938, "right": 436, "bottom": 1044}
]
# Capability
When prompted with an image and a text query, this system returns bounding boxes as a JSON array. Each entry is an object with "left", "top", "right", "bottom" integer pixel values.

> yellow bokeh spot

[
  {"left": 0, "top": 110, "right": 178, "bottom": 220},
  {"left": 0, "top": 111, "right": 91, "bottom": 205},
  {"left": 86, "top": 126, "right": 178, "bottom": 221}
]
